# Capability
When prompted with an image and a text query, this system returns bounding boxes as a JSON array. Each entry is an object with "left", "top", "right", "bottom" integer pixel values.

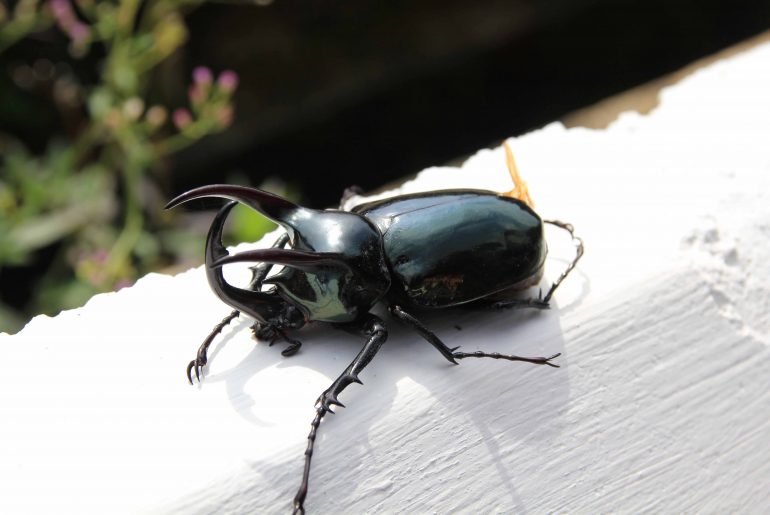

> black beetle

[{"left": 165, "top": 144, "right": 583, "bottom": 514}]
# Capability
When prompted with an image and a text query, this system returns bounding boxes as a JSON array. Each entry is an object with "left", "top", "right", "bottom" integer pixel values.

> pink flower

[
  {"left": 188, "top": 84, "right": 205, "bottom": 104},
  {"left": 50, "top": 0, "right": 72, "bottom": 19},
  {"left": 217, "top": 70, "right": 239, "bottom": 93},
  {"left": 50, "top": 0, "right": 91, "bottom": 44},
  {"left": 172, "top": 108, "right": 193, "bottom": 129},
  {"left": 92, "top": 249, "right": 109, "bottom": 263},
  {"left": 192, "top": 66, "right": 213, "bottom": 85},
  {"left": 69, "top": 22, "right": 91, "bottom": 44}
]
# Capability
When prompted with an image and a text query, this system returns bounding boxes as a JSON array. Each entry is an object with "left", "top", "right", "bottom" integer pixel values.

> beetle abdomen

[{"left": 353, "top": 190, "right": 545, "bottom": 308}]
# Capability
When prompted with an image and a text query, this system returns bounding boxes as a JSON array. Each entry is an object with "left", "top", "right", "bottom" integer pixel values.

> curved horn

[
  {"left": 166, "top": 184, "right": 299, "bottom": 224},
  {"left": 212, "top": 249, "right": 351, "bottom": 273},
  {"left": 204, "top": 201, "right": 286, "bottom": 323}
]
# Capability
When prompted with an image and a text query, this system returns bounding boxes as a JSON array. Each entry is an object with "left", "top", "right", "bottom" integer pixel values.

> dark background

[
  {"left": 171, "top": 0, "right": 770, "bottom": 206},
  {"left": 2, "top": 0, "right": 770, "bottom": 331},
  {"left": 5, "top": 0, "right": 770, "bottom": 206}
]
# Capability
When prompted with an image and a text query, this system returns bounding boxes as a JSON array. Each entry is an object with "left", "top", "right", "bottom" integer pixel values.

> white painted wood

[{"left": 3, "top": 42, "right": 770, "bottom": 514}]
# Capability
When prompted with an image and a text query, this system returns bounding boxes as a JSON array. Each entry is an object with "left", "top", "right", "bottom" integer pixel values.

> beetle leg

[
  {"left": 490, "top": 296, "right": 550, "bottom": 310},
  {"left": 541, "top": 219, "right": 585, "bottom": 304},
  {"left": 453, "top": 350, "right": 561, "bottom": 368},
  {"left": 389, "top": 305, "right": 458, "bottom": 364},
  {"left": 389, "top": 305, "right": 559, "bottom": 367},
  {"left": 293, "top": 314, "right": 387, "bottom": 515},
  {"left": 276, "top": 328, "right": 303, "bottom": 356},
  {"left": 187, "top": 231, "right": 289, "bottom": 385},
  {"left": 251, "top": 323, "right": 303, "bottom": 357},
  {"left": 186, "top": 310, "right": 240, "bottom": 385},
  {"left": 492, "top": 219, "right": 584, "bottom": 310}
]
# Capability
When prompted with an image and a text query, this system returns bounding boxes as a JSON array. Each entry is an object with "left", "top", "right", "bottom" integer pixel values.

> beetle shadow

[
  {"left": 217, "top": 298, "right": 572, "bottom": 513},
  {"left": 195, "top": 257, "right": 581, "bottom": 512},
  {"left": 383, "top": 303, "right": 572, "bottom": 513}
]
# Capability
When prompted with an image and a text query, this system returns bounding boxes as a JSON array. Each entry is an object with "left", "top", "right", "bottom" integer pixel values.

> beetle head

[{"left": 167, "top": 185, "right": 391, "bottom": 323}]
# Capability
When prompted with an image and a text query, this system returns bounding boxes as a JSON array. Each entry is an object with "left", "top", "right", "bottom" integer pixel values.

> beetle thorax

[{"left": 266, "top": 210, "right": 391, "bottom": 323}]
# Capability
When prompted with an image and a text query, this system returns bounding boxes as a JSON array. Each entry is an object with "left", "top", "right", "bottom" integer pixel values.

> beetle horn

[
  {"left": 211, "top": 249, "right": 351, "bottom": 273},
  {"left": 166, "top": 184, "right": 300, "bottom": 224},
  {"left": 204, "top": 201, "right": 287, "bottom": 323}
]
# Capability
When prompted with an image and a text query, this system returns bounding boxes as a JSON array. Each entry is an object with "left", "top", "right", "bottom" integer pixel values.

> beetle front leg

[
  {"left": 251, "top": 322, "right": 303, "bottom": 357},
  {"left": 187, "top": 230, "right": 290, "bottom": 384},
  {"left": 293, "top": 314, "right": 387, "bottom": 515},
  {"left": 187, "top": 310, "right": 239, "bottom": 384}
]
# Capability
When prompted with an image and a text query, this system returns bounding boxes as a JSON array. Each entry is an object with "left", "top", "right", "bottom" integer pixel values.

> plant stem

[{"left": 105, "top": 156, "right": 143, "bottom": 281}]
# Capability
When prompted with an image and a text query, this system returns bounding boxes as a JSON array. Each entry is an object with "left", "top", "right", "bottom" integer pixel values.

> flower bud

[
  {"left": 217, "top": 70, "right": 239, "bottom": 93},
  {"left": 193, "top": 66, "right": 213, "bottom": 85},
  {"left": 172, "top": 108, "right": 193, "bottom": 130},
  {"left": 145, "top": 105, "right": 167, "bottom": 127}
]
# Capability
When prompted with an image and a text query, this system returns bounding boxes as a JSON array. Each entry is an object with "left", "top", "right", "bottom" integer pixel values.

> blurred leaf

[
  {"left": 88, "top": 88, "right": 114, "bottom": 119},
  {"left": 0, "top": 302, "right": 26, "bottom": 335},
  {"left": 0, "top": 0, "right": 244, "bottom": 331},
  {"left": 8, "top": 197, "right": 112, "bottom": 254},
  {"left": 227, "top": 203, "right": 277, "bottom": 246},
  {"left": 34, "top": 277, "right": 99, "bottom": 318}
]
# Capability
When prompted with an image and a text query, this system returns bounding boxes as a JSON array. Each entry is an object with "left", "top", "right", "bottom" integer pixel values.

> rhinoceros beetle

[{"left": 165, "top": 144, "right": 583, "bottom": 514}]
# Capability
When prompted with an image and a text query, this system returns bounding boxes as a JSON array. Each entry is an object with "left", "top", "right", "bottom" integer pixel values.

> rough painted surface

[{"left": 2, "top": 42, "right": 770, "bottom": 514}]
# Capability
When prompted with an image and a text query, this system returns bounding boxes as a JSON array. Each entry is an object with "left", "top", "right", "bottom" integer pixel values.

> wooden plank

[{"left": 2, "top": 39, "right": 770, "bottom": 514}]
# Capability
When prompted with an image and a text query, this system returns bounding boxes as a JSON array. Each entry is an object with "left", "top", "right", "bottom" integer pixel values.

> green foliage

[{"left": 0, "top": 0, "right": 272, "bottom": 333}]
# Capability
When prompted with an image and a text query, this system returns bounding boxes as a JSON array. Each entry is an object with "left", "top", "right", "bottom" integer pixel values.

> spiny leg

[
  {"left": 390, "top": 304, "right": 559, "bottom": 367},
  {"left": 493, "top": 219, "right": 584, "bottom": 310},
  {"left": 187, "top": 232, "right": 289, "bottom": 384},
  {"left": 251, "top": 322, "right": 303, "bottom": 357},
  {"left": 293, "top": 314, "right": 387, "bottom": 515},
  {"left": 453, "top": 349, "right": 560, "bottom": 367},
  {"left": 389, "top": 305, "right": 457, "bottom": 364},
  {"left": 541, "top": 219, "right": 584, "bottom": 303},
  {"left": 187, "top": 310, "right": 239, "bottom": 384}
]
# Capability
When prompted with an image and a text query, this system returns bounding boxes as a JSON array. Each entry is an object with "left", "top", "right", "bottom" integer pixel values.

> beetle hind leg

[
  {"left": 493, "top": 219, "right": 584, "bottom": 310},
  {"left": 453, "top": 349, "right": 561, "bottom": 368},
  {"left": 390, "top": 305, "right": 458, "bottom": 364},
  {"left": 541, "top": 219, "right": 584, "bottom": 304},
  {"left": 390, "top": 305, "right": 560, "bottom": 367}
]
